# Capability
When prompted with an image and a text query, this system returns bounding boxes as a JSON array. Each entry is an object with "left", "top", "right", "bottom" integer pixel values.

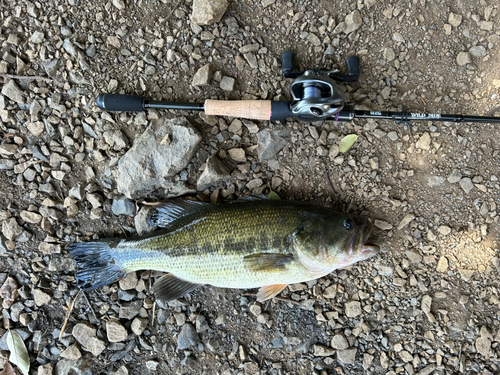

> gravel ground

[{"left": 1, "top": 0, "right": 499, "bottom": 374}]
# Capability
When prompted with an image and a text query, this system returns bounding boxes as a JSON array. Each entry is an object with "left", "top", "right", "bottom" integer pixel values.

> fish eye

[{"left": 343, "top": 218, "right": 354, "bottom": 230}]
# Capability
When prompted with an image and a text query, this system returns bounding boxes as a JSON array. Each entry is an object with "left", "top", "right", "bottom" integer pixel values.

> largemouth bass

[{"left": 68, "top": 196, "right": 379, "bottom": 302}]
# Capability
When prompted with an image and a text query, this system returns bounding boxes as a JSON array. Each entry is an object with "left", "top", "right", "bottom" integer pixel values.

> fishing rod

[{"left": 96, "top": 51, "right": 500, "bottom": 133}]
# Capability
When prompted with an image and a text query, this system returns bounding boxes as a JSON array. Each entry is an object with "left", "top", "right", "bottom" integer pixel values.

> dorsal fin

[{"left": 148, "top": 199, "right": 211, "bottom": 228}]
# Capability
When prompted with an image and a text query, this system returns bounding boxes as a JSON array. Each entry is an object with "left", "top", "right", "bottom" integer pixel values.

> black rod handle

[{"left": 96, "top": 94, "right": 145, "bottom": 112}]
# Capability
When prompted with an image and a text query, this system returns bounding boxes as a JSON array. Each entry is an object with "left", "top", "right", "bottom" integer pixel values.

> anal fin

[
  {"left": 256, "top": 284, "right": 288, "bottom": 302},
  {"left": 153, "top": 273, "right": 201, "bottom": 301}
]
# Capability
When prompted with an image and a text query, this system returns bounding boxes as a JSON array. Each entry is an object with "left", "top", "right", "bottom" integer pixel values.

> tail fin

[{"left": 68, "top": 238, "right": 126, "bottom": 290}]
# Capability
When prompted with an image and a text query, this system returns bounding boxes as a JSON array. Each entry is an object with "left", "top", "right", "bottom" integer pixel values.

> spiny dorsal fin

[
  {"left": 256, "top": 284, "right": 288, "bottom": 302},
  {"left": 148, "top": 199, "right": 211, "bottom": 228},
  {"left": 153, "top": 273, "right": 201, "bottom": 301},
  {"left": 243, "top": 253, "right": 293, "bottom": 272}
]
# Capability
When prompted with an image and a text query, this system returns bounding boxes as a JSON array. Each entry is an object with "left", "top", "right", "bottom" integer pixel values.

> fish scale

[
  {"left": 68, "top": 197, "right": 379, "bottom": 301},
  {"left": 118, "top": 202, "right": 303, "bottom": 288}
]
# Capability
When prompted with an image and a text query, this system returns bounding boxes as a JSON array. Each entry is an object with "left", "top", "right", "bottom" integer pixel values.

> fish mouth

[
  {"left": 348, "top": 221, "right": 380, "bottom": 258},
  {"left": 361, "top": 222, "right": 380, "bottom": 254}
]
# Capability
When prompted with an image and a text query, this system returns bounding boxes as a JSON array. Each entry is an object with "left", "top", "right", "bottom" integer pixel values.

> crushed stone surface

[{"left": 0, "top": 0, "right": 499, "bottom": 374}]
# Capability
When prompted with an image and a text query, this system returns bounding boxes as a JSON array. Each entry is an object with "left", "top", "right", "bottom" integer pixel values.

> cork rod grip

[{"left": 204, "top": 100, "right": 272, "bottom": 120}]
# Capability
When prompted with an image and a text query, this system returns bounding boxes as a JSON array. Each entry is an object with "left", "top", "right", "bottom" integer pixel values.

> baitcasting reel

[{"left": 281, "top": 51, "right": 360, "bottom": 122}]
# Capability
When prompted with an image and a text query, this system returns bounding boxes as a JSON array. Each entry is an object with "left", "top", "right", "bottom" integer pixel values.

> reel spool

[{"left": 289, "top": 70, "right": 345, "bottom": 121}]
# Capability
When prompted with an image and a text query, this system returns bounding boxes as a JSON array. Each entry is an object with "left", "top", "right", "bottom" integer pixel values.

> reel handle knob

[
  {"left": 345, "top": 56, "right": 360, "bottom": 81},
  {"left": 281, "top": 51, "right": 295, "bottom": 76}
]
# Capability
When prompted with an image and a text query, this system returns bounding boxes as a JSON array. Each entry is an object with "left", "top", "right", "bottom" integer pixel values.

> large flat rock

[{"left": 117, "top": 117, "right": 201, "bottom": 199}]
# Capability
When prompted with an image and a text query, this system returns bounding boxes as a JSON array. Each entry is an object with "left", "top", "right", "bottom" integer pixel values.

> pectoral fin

[
  {"left": 256, "top": 284, "right": 288, "bottom": 302},
  {"left": 243, "top": 253, "right": 293, "bottom": 272},
  {"left": 153, "top": 273, "right": 201, "bottom": 301}
]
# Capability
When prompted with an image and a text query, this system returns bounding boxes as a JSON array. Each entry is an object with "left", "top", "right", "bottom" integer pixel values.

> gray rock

[
  {"left": 106, "top": 320, "right": 128, "bottom": 343},
  {"left": 119, "top": 300, "right": 142, "bottom": 319},
  {"left": 134, "top": 206, "right": 156, "bottom": 235},
  {"left": 0, "top": 144, "right": 18, "bottom": 155},
  {"left": 228, "top": 148, "right": 246, "bottom": 163},
  {"left": 177, "top": 323, "right": 200, "bottom": 349},
  {"left": 72, "top": 323, "right": 106, "bottom": 356},
  {"left": 39, "top": 183, "right": 56, "bottom": 195},
  {"left": 271, "top": 336, "right": 284, "bottom": 348},
  {"left": 344, "top": 10, "right": 362, "bottom": 34},
  {"left": 345, "top": 300, "right": 362, "bottom": 317},
  {"left": 30, "top": 30, "right": 45, "bottom": 44},
  {"left": 2, "top": 217, "right": 23, "bottom": 240},
  {"left": 197, "top": 155, "right": 231, "bottom": 190},
  {"left": 191, "top": 0, "right": 228, "bottom": 25},
  {"left": 313, "top": 344, "right": 335, "bottom": 357},
  {"left": 131, "top": 317, "right": 149, "bottom": 336},
  {"left": 104, "top": 130, "right": 129, "bottom": 151},
  {"left": 112, "top": 366, "right": 129, "bottom": 375},
  {"left": 262, "top": 0, "right": 276, "bottom": 6},
  {"left": 113, "top": 0, "right": 126, "bottom": 10},
  {"left": 69, "top": 184, "right": 85, "bottom": 200},
  {"left": 337, "top": 348, "right": 357, "bottom": 364},
  {"left": 417, "top": 365, "right": 437, "bottom": 375},
  {"left": 256, "top": 128, "right": 290, "bottom": 161},
  {"left": 196, "top": 315, "right": 209, "bottom": 333},
  {"left": 86, "top": 193, "right": 103, "bottom": 208},
  {"left": 243, "top": 119, "right": 259, "bottom": 134},
  {"left": 415, "top": 132, "right": 431, "bottom": 150},
  {"left": 192, "top": 64, "right": 213, "bottom": 86},
  {"left": 243, "top": 53, "right": 258, "bottom": 69},
  {"left": 117, "top": 117, "right": 202, "bottom": 199},
  {"left": 38, "top": 363, "right": 53, "bottom": 375},
  {"left": 469, "top": 46, "right": 487, "bottom": 57},
  {"left": 0, "top": 234, "right": 8, "bottom": 256},
  {"left": 308, "top": 33, "right": 321, "bottom": 46},
  {"left": 54, "top": 355, "right": 97, "bottom": 375},
  {"left": 220, "top": 76, "right": 235, "bottom": 91},
  {"left": 387, "top": 131, "right": 398, "bottom": 141},
  {"left": 119, "top": 273, "right": 138, "bottom": 292},
  {"left": 476, "top": 327, "right": 492, "bottom": 357},
  {"left": 383, "top": 47, "right": 395, "bottom": 61},
  {"left": 239, "top": 43, "right": 259, "bottom": 54},
  {"left": 0, "top": 159, "right": 15, "bottom": 170},
  {"left": 43, "top": 58, "right": 59, "bottom": 77},
  {"left": 112, "top": 196, "right": 136, "bottom": 216},
  {"left": 63, "top": 39, "right": 80, "bottom": 58},
  {"left": 459, "top": 177, "right": 474, "bottom": 194},
  {"left": 1, "top": 80, "right": 25, "bottom": 104},
  {"left": 457, "top": 52, "right": 472, "bottom": 66},
  {"left": 428, "top": 176, "right": 445, "bottom": 187},
  {"left": 331, "top": 334, "right": 349, "bottom": 350},
  {"left": 448, "top": 169, "right": 462, "bottom": 183},
  {"left": 448, "top": 12, "right": 462, "bottom": 27}
]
